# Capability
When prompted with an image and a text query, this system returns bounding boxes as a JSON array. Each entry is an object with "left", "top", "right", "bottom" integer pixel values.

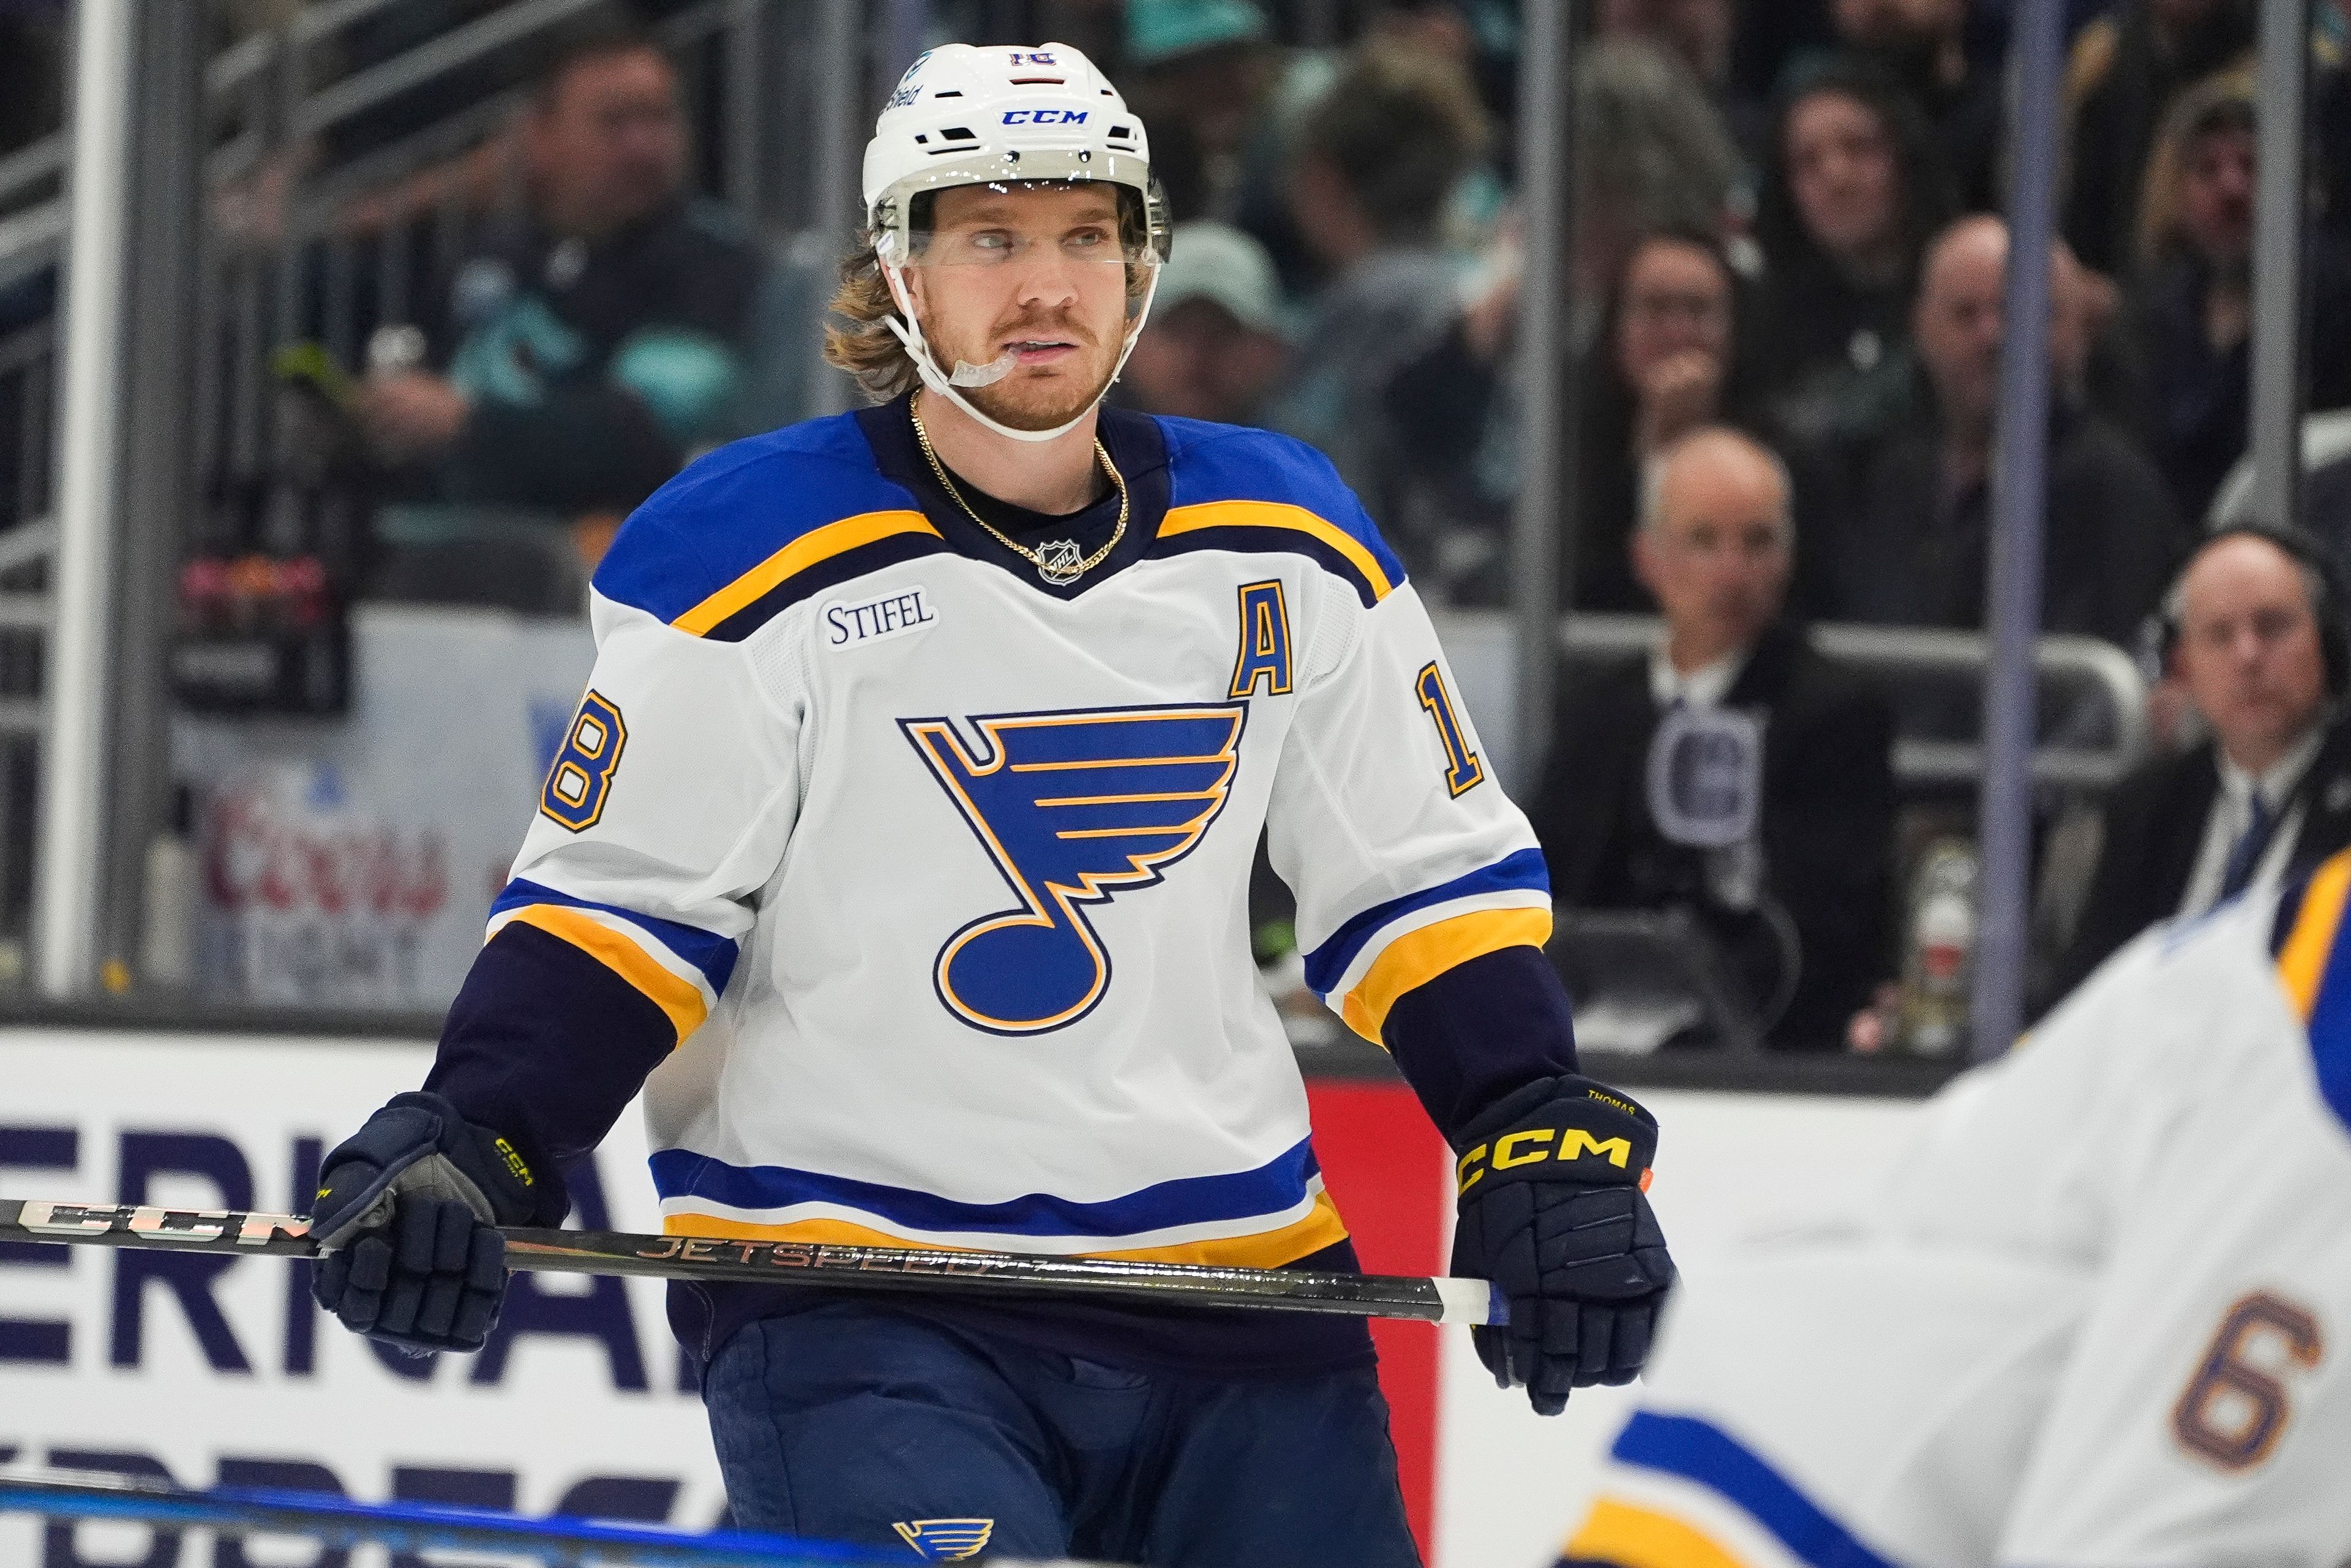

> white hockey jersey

[
  {"left": 481, "top": 400, "right": 1551, "bottom": 1267},
  {"left": 1564, "top": 853, "right": 2351, "bottom": 1567}
]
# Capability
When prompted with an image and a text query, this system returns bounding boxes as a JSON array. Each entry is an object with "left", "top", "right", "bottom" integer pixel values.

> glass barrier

[
  {"left": 7, "top": 1, "right": 2320, "bottom": 1082},
  {"left": 92, "top": 1, "right": 808, "bottom": 1016}
]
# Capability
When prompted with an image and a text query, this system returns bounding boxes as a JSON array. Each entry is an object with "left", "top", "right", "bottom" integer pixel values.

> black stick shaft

[{"left": 0, "top": 1198, "right": 1502, "bottom": 1326}]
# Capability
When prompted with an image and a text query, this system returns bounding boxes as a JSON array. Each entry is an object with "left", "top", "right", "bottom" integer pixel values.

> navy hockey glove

[
  {"left": 1449, "top": 1076, "right": 1675, "bottom": 1416},
  {"left": 310, "top": 1091, "right": 538, "bottom": 1356}
]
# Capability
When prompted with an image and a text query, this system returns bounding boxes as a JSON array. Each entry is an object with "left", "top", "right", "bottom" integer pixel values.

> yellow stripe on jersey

[
  {"left": 1090, "top": 1190, "right": 1347, "bottom": 1266},
  {"left": 663, "top": 1190, "right": 1349, "bottom": 1269},
  {"left": 1341, "top": 907, "right": 1555, "bottom": 1042},
  {"left": 1563, "top": 1498, "right": 1755, "bottom": 1568},
  {"left": 664, "top": 1213, "right": 972, "bottom": 1248},
  {"left": 1159, "top": 501, "right": 1397, "bottom": 602},
  {"left": 504, "top": 905, "right": 708, "bottom": 1043},
  {"left": 670, "top": 509, "right": 940, "bottom": 636},
  {"left": 2278, "top": 847, "right": 2351, "bottom": 1018}
]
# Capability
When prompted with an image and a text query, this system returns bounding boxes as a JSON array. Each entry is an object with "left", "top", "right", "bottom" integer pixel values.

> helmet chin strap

[{"left": 880, "top": 260, "right": 1160, "bottom": 445}]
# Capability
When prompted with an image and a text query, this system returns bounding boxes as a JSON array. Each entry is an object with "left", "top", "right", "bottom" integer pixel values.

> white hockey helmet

[{"left": 861, "top": 42, "right": 1172, "bottom": 443}]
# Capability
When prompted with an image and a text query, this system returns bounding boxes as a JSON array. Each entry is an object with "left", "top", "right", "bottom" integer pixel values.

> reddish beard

[
  {"left": 966, "top": 358, "right": 1120, "bottom": 429},
  {"left": 922, "top": 308, "right": 1123, "bottom": 430}
]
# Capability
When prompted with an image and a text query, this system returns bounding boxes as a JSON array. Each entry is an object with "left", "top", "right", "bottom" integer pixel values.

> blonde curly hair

[{"left": 823, "top": 241, "right": 922, "bottom": 402}]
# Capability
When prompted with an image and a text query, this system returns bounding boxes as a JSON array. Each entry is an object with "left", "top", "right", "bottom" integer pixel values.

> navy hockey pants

[{"left": 703, "top": 1303, "right": 1423, "bottom": 1566}]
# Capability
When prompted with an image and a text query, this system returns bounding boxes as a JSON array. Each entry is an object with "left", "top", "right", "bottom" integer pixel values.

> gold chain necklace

[{"left": 910, "top": 394, "right": 1127, "bottom": 587}]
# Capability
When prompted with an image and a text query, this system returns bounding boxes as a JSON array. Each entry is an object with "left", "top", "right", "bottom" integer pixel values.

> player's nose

[{"left": 1008, "top": 249, "right": 1086, "bottom": 307}]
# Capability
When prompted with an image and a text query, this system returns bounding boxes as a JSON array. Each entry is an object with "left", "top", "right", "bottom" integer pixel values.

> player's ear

[{"left": 896, "top": 262, "right": 930, "bottom": 321}]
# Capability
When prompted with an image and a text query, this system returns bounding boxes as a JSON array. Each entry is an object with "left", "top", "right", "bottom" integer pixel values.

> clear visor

[
  {"left": 873, "top": 156, "right": 1169, "bottom": 272},
  {"left": 910, "top": 219, "right": 1154, "bottom": 267}
]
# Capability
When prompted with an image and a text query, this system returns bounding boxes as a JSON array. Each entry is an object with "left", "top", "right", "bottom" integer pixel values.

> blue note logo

[
  {"left": 902, "top": 703, "right": 1247, "bottom": 1034},
  {"left": 894, "top": 1519, "right": 994, "bottom": 1561}
]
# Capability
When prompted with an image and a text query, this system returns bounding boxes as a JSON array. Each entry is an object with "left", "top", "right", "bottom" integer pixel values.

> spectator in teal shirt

[{"left": 358, "top": 23, "right": 765, "bottom": 517}]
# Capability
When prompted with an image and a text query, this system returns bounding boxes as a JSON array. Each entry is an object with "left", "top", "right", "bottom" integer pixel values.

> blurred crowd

[
  {"left": 1103, "top": 0, "right": 2351, "bottom": 629},
  {"left": 1103, "top": 0, "right": 2351, "bottom": 1051},
  {"left": 11, "top": 0, "right": 2351, "bottom": 1045}
]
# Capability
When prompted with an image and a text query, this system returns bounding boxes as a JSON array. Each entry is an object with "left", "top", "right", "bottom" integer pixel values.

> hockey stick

[{"left": 0, "top": 1198, "right": 1505, "bottom": 1326}]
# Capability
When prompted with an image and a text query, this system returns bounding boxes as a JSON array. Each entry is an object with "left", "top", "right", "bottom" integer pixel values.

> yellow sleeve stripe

[
  {"left": 2278, "top": 848, "right": 2351, "bottom": 1019},
  {"left": 662, "top": 1190, "right": 1349, "bottom": 1269},
  {"left": 1341, "top": 906, "right": 1555, "bottom": 1042},
  {"left": 1160, "top": 500, "right": 1397, "bottom": 601},
  {"left": 1562, "top": 1498, "right": 1754, "bottom": 1568},
  {"left": 503, "top": 905, "right": 709, "bottom": 1043},
  {"left": 670, "top": 509, "right": 940, "bottom": 636}
]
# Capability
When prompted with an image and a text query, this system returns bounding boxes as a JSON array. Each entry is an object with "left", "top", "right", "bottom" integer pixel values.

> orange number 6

[{"left": 2170, "top": 1292, "right": 2323, "bottom": 1471}]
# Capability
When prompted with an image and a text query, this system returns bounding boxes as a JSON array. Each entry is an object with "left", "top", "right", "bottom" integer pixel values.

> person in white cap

[
  {"left": 1119, "top": 220, "right": 1294, "bottom": 424},
  {"left": 302, "top": 42, "right": 1672, "bottom": 1564}
]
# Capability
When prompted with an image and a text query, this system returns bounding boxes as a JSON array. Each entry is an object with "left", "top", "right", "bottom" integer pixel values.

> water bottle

[{"left": 1899, "top": 839, "right": 1978, "bottom": 1057}]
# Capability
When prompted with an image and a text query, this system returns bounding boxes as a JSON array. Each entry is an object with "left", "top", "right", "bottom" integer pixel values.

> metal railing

[
  {"left": 1520, "top": 613, "right": 2153, "bottom": 1057},
  {"left": 0, "top": 320, "right": 51, "bottom": 535},
  {"left": 1557, "top": 614, "right": 2152, "bottom": 791},
  {"left": 0, "top": 130, "right": 66, "bottom": 301},
  {"left": 198, "top": 0, "right": 797, "bottom": 529},
  {"left": 0, "top": 0, "right": 832, "bottom": 556},
  {"left": 1427, "top": 610, "right": 2151, "bottom": 798},
  {"left": 2, "top": 126, "right": 64, "bottom": 945}
]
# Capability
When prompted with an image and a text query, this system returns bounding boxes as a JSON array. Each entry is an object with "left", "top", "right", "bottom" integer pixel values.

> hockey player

[
  {"left": 1561, "top": 847, "right": 2351, "bottom": 1567},
  {"left": 304, "top": 43, "right": 1673, "bottom": 1564}
]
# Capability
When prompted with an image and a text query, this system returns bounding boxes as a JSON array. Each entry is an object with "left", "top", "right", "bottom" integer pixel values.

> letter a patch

[
  {"left": 902, "top": 702, "right": 1246, "bottom": 1035},
  {"left": 1229, "top": 579, "right": 1294, "bottom": 697}
]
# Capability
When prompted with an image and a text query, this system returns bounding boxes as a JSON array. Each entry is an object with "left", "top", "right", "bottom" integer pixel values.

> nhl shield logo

[
  {"left": 1033, "top": 538, "right": 1084, "bottom": 585},
  {"left": 893, "top": 1518, "right": 994, "bottom": 1560}
]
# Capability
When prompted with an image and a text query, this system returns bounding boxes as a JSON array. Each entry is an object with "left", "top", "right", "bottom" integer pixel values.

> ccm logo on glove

[
  {"left": 493, "top": 1137, "right": 535, "bottom": 1189},
  {"left": 1449, "top": 1075, "right": 1676, "bottom": 1415},
  {"left": 1456, "top": 1127, "right": 1653, "bottom": 1193}
]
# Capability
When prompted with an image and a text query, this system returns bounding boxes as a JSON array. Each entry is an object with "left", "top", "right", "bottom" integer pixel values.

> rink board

[{"left": 0, "top": 1030, "right": 1925, "bottom": 1567}]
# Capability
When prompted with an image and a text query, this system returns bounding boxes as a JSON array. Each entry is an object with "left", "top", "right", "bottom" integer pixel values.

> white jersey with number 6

[{"left": 1564, "top": 849, "right": 2351, "bottom": 1568}]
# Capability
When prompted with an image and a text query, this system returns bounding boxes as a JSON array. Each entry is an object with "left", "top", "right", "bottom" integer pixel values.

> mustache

[{"left": 991, "top": 313, "right": 1098, "bottom": 347}]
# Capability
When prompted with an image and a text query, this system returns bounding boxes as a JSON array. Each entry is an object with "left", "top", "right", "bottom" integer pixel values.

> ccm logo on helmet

[
  {"left": 1002, "top": 109, "right": 1089, "bottom": 125},
  {"left": 1455, "top": 1130, "right": 1648, "bottom": 1193}
]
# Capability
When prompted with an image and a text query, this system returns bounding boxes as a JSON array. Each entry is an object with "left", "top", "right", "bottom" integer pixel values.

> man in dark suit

[
  {"left": 2050, "top": 525, "right": 2351, "bottom": 1002},
  {"left": 1529, "top": 426, "right": 1898, "bottom": 1049},
  {"left": 1834, "top": 216, "right": 2186, "bottom": 652}
]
